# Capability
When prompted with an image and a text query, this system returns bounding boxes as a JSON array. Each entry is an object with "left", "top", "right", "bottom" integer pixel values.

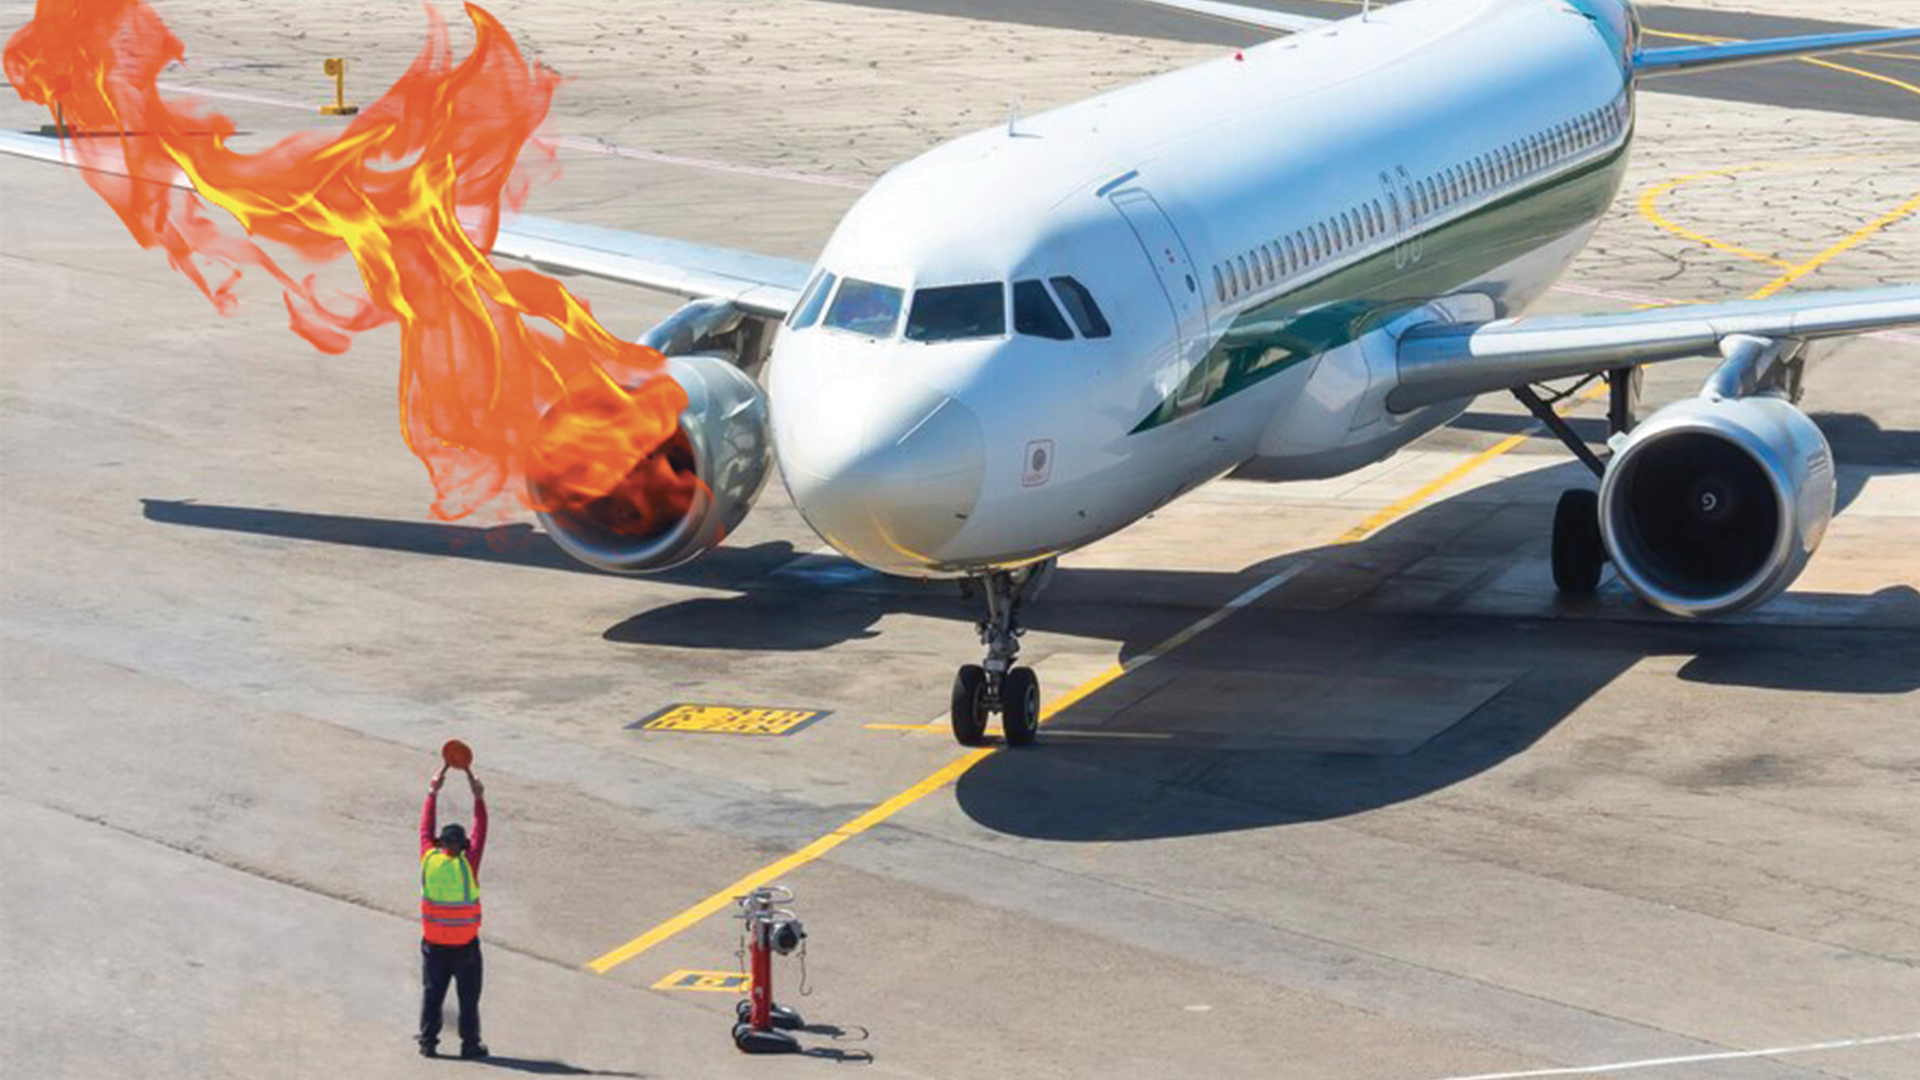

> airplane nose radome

[{"left": 784, "top": 391, "right": 985, "bottom": 571}]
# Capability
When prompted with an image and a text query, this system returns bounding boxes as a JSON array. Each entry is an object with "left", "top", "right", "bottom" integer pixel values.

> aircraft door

[{"left": 1109, "top": 188, "right": 1207, "bottom": 362}]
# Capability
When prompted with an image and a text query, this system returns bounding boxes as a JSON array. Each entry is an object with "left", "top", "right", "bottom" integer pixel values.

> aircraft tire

[
  {"left": 1552, "top": 488, "right": 1605, "bottom": 595},
  {"left": 1001, "top": 667, "right": 1040, "bottom": 747},
  {"left": 951, "top": 664, "right": 990, "bottom": 746}
]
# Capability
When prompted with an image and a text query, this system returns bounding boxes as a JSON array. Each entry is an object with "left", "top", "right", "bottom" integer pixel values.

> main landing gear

[
  {"left": 951, "top": 561, "right": 1053, "bottom": 747},
  {"left": 1515, "top": 367, "right": 1639, "bottom": 599}
]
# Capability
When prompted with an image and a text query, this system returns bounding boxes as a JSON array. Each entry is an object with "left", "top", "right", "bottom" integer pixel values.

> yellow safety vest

[{"left": 420, "top": 850, "right": 482, "bottom": 945}]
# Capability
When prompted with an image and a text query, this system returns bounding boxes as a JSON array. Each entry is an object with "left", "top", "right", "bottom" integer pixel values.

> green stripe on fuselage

[{"left": 1131, "top": 140, "right": 1631, "bottom": 434}]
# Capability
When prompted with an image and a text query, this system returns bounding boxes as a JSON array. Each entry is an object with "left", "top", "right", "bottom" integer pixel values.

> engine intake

[
  {"left": 1599, "top": 395, "right": 1833, "bottom": 617},
  {"left": 536, "top": 353, "right": 771, "bottom": 574}
]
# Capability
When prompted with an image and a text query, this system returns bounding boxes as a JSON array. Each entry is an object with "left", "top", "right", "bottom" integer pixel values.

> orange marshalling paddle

[{"left": 441, "top": 739, "right": 473, "bottom": 771}]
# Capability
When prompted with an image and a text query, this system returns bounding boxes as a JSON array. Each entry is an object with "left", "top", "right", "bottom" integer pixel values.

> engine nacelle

[
  {"left": 1599, "top": 395, "right": 1834, "bottom": 617},
  {"left": 536, "top": 354, "right": 771, "bottom": 574}
]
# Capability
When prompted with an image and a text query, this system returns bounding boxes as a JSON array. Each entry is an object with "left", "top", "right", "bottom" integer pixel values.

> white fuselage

[{"left": 767, "top": 0, "right": 1640, "bottom": 577}]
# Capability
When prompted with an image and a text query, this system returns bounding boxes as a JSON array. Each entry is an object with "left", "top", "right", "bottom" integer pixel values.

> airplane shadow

[{"left": 139, "top": 419, "right": 1919, "bottom": 842}]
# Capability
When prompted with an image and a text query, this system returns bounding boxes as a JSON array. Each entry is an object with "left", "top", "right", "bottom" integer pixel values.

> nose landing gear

[{"left": 950, "top": 562, "right": 1052, "bottom": 747}]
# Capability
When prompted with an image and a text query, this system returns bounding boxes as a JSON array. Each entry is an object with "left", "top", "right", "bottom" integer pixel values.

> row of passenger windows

[
  {"left": 785, "top": 271, "right": 1112, "bottom": 343},
  {"left": 1212, "top": 94, "right": 1630, "bottom": 305}
]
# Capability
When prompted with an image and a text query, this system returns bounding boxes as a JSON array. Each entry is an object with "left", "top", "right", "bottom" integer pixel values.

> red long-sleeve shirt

[{"left": 420, "top": 787, "right": 488, "bottom": 872}]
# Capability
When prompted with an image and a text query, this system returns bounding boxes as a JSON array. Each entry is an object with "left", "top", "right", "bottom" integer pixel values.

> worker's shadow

[{"left": 470, "top": 1056, "right": 643, "bottom": 1076}]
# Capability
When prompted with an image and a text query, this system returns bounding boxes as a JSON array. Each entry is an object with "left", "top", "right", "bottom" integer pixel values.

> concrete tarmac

[{"left": 2, "top": 2, "right": 1917, "bottom": 1078}]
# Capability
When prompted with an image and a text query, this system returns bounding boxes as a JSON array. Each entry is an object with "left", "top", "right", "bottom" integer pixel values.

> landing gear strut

[
  {"left": 1512, "top": 375, "right": 1625, "bottom": 599},
  {"left": 951, "top": 561, "right": 1051, "bottom": 747}
]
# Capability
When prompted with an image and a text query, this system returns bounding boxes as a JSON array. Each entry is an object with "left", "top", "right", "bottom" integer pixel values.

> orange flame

[{"left": 4, "top": 0, "right": 696, "bottom": 530}]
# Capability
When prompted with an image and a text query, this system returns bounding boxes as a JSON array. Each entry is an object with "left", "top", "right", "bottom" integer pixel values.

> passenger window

[
  {"left": 1213, "top": 265, "right": 1227, "bottom": 303},
  {"left": 905, "top": 282, "right": 1005, "bottom": 342},
  {"left": 826, "top": 277, "right": 905, "bottom": 339},
  {"left": 787, "top": 270, "right": 836, "bottom": 330},
  {"left": 1013, "top": 279, "right": 1074, "bottom": 341},
  {"left": 1260, "top": 244, "right": 1275, "bottom": 281},
  {"left": 1283, "top": 235, "right": 1297, "bottom": 273},
  {"left": 1050, "top": 276, "right": 1112, "bottom": 338}
]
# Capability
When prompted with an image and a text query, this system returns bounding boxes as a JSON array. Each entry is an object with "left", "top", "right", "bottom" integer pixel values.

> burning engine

[
  {"left": 1598, "top": 394, "right": 1834, "bottom": 617},
  {"left": 536, "top": 301, "right": 773, "bottom": 573}
]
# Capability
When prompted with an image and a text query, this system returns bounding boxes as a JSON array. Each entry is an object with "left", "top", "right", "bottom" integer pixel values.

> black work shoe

[
  {"left": 459, "top": 1043, "right": 490, "bottom": 1060},
  {"left": 417, "top": 1040, "right": 438, "bottom": 1058}
]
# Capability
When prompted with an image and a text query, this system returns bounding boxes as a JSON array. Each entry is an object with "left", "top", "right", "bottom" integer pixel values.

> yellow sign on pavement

[
  {"left": 652, "top": 969, "right": 750, "bottom": 993},
  {"left": 634, "top": 705, "right": 827, "bottom": 737}
]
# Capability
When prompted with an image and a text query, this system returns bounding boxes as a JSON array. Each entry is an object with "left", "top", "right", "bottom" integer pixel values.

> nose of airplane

[{"left": 776, "top": 379, "right": 986, "bottom": 573}]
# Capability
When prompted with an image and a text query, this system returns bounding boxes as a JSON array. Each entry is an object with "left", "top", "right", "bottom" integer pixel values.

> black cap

[{"left": 437, "top": 823, "right": 469, "bottom": 850}]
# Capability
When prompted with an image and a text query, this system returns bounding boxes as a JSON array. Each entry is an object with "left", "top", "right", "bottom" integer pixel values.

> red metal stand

[{"left": 731, "top": 886, "right": 805, "bottom": 1053}]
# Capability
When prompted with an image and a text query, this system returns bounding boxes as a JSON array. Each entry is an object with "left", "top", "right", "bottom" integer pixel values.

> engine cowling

[
  {"left": 535, "top": 354, "right": 771, "bottom": 574},
  {"left": 1599, "top": 395, "right": 1834, "bottom": 617}
]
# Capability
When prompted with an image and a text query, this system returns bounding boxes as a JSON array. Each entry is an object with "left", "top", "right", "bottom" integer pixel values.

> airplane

[{"left": 8, "top": 0, "right": 1920, "bottom": 749}]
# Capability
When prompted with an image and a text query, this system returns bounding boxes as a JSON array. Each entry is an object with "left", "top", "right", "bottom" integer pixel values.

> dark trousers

[{"left": 419, "top": 939, "right": 483, "bottom": 1048}]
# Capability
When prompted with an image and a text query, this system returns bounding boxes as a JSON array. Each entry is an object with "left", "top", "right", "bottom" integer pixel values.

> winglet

[{"left": 1633, "top": 27, "right": 1920, "bottom": 78}]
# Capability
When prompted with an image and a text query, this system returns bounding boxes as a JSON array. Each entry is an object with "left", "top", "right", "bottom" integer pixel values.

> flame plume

[{"left": 4, "top": 0, "right": 697, "bottom": 531}]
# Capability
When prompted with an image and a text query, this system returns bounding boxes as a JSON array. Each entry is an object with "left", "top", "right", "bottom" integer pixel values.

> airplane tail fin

[{"left": 1633, "top": 26, "right": 1920, "bottom": 78}]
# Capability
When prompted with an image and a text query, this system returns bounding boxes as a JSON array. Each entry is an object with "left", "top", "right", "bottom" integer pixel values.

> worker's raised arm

[
  {"left": 421, "top": 764, "right": 448, "bottom": 855},
  {"left": 467, "top": 771, "right": 488, "bottom": 870}
]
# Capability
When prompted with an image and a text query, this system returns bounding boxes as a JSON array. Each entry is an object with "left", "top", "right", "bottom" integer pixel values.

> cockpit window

[
  {"left": 787, "top": 270, "right": 835, "bottom": 330},
  {"left": 1048, "top": 276, "right": 1111, "bottom": 339},
  {"left": 823, "top": 277, "right": 904, "bottom": 339},
  {"left": 905, "top": 283, "right": 1006, "bottom": 343},
  {"left": 1013, "top": 280, "right": 1073, "bottom": 341}
]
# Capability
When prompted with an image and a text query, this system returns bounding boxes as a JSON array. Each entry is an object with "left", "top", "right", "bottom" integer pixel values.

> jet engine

[
  {"left": 1598, "top": 394, "right": 1834, "bottom": 617},
  {"left": 535, "top": 300, "right": 773, "bottom": 574}
]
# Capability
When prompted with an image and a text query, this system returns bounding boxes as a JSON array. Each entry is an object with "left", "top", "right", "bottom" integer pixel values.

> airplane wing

[
  {"left": 1126, "top": 0, "right": 1330, "bottom": 36},
  {"left": 0, "top": 129, "right": 810, "bottom": 319},
  {"left": 490, "top": 216, "right": 809, "bottom": 319},
  {"left": 1634, "top": 28, "right": 1920, "bottom": 78},
  {"left": 1389, "top": 287, "right": 1920, "bottom": 411}
]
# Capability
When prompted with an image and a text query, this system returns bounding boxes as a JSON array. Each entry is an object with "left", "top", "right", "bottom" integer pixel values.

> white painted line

[
  {"left": 548, "top": 135, "right": 865, "bottom": 190},
  {"left": 1120, "top": 560, "right": 1310, "bottom": 670},
  {"left": 154, "top": 80, "right": 866, "bottom": 190},
  {"left": 1414, "top": 1030, "right": 1920, "bottom": 1080}
]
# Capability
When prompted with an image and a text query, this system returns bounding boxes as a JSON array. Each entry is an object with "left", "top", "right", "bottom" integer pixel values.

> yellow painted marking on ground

[
  {"left": 1749, "top": 189, "right": 1920, "bottom": 300},
  {"left": 1632, "top": 29, "right": 1919, "bottom": 275},
  {"left": 1637, "top": 168, "right": 1796, "bottom": 269},
  {"left": 636, "top": 705, "right": 826, "bottom": 737},
  {"left": 652, "top": 970, "right": 749, "bottom": 993},
  {"left": 590, "top": 420, "right": 1559, "bottom": 974},
  {"left": 1862, "top": 50, "right": 1920, "bottom": 63},
  {"left": 1799, "top": 56, "right": 1920, "bottom": 104},
  {"left": 589, "top": 35, "right": 1920, "bottom": 976}
]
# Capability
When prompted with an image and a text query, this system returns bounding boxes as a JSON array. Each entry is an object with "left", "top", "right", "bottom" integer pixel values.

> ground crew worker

[{"left": 418, "top": 763, "right": 489, "bottom": 1059}]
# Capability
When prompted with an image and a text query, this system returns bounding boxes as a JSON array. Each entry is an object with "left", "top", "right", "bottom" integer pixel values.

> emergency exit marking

[
  {"left": 632, "top": 704, "right": 828, "bottom": 737},
  {"left": 652, "top": 969, "right": 749, "bottom": 993}
]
